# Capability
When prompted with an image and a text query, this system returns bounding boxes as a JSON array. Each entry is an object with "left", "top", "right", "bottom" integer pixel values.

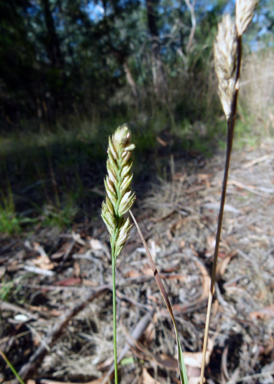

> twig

[
  {"left": 0, "top": 240, "right": 18, "bottom": 255},
  {"left": 23, "top": 266, "right": 55, "bottom": 276},
  {"left": 185, "top": 0, "right": 197, "bottom": 52},
  {"left": 233, "top": 370, "right": 274, "bottom": 383},
  {"left": 0, "top": 301, "right": 38, "bottom": 320},
  {"left": 12, "top": 285, "right": 110, "bottom": 383},
  {"left": 116, "top": 290, "right": 153, "bottom": 311},
  {"left": 57, "top": 240, "right": 75, "bottom": 270},
  {"left": 0, "top": 275, "right": 155, "bottom": 292}
]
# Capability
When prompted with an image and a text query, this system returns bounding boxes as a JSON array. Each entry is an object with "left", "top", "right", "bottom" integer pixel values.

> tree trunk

[
  {"left": 123, "top": 61, "right": 138, "bottom": 97},
  {"left": 145, "top": 0, "right": 167, "bottom": 99},
  {"left": 41, "top": 0, "right": 64, "bottom": 69},
  {"left": 108, "top": 41, "right": 138, "bottom": 98}
]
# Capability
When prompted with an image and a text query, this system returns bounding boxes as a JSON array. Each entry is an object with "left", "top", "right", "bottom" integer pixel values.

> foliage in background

[
  {"left": 0, "top": 0, "right": 252, "bottom": 126},
  {"left": 0, "top": 0, "right": 273, "bottom": 233},
  {"left": 0, "top": 0, "right": 271, "bottom": 133}
]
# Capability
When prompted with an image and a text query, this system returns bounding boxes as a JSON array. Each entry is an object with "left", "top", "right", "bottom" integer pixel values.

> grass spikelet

[
  {"left": 236, "top": 0, "right": 259, "bottom": 36},
  {"left": 101, "top": 124, "right": 135, "bottom": 259},
  {"left": 214, "top": 14, "right": 237, "bottom": 120},
  {"left": 101, "top": 124, "right": 135, "bottom": 384}
]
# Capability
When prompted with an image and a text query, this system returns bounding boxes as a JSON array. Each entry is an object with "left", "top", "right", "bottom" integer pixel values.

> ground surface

[{"left": 0, "top": 140, "right": 274, "bottom": 384}]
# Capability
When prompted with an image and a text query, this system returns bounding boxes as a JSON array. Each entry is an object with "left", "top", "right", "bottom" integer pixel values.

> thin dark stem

[{"left": 200, "top": 36, "right": 242, "bottom": 384}]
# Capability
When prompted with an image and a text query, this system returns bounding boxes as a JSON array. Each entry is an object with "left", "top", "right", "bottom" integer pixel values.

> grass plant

[
  {"left": 101, "top": 124, "right": 136, "bottom": 384},
  {"left": 40, "top": 192, "right": 79, "bottom": 228},
  {"left": 0, "top": 1, "right": 263, "bottom": 383},
  {"left": 0, "top": 196, "right": 21, "bottom": 235},
  {"left": 0, "top": 349, "right": 25, "bottom": 384},
  {"left": 0, "top": 188, "right": 23, "bottom": 235},
  {"left": 200, "top": 1, "right": 259, "bottom": 382},
  {"left": 0, "top": 280, "right": 14, "bottom": 302}
]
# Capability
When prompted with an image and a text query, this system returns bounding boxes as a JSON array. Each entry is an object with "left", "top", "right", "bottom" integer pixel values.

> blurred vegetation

[{"left": 0, "top": 0, "right": 273, "bottom": 233}]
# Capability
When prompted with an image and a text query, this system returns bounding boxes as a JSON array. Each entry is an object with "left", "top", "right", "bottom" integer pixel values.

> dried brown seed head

[
  {"left": 236, "top": 0, "right": 259, "bottom": 36},
  {"left": 214, "top": 14, "right": 237, "bottom": 119}
]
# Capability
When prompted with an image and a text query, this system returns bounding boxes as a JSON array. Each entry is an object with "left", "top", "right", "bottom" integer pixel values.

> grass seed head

[
  {"left": 101, "top": 124, "right": 135, "bottom": 258},
  {"left": 214, "top": 14, "right": 237, "bottom": 119},
  {"left": 236, "top": 0, "right": 259, "bottom": 36}
]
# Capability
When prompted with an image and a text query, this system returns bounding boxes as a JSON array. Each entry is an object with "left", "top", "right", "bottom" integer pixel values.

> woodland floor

[{"left": 0, "top": 139, "right": 274, "bottom": 384}]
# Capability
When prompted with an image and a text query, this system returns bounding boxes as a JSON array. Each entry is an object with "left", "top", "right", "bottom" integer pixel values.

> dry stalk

[{"left": 200, "top": 2, "right": 259, "bottom": 383}]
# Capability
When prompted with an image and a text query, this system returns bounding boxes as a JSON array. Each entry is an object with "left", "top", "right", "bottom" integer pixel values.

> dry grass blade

[{"left": 129, "top": 210, "right": 188, "bottom": 384}]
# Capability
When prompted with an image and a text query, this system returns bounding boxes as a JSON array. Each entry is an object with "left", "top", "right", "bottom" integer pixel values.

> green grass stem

[
  {"left": 0, "top": 348, "right": 25, "bottom": 384},
  {"left": 112, "top": 255, "right": 118, "bottom": 384}
]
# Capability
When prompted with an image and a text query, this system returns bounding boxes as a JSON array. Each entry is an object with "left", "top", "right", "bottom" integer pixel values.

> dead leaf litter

[{"left": 0, "top": 140, "right": 274, "bottom": 384}]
